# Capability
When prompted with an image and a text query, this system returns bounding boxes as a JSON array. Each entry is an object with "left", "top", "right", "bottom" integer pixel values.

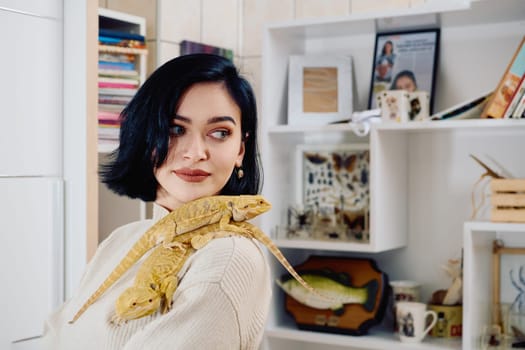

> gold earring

[{"left": 237, "top": 167, "right": 244, "bottom": 179}]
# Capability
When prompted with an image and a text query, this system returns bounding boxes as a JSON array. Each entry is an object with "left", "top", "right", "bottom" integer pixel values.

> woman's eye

[
  {"left": 210, "top": 129, "right": 231, "bottom": 140},
  {"left": 170, "top": 125, "right": 185, "bottom": 136}
]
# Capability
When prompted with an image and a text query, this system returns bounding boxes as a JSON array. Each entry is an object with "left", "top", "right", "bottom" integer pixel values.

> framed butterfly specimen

[{"left": 295, "top": 143, "right": 370, "bottom": 241}]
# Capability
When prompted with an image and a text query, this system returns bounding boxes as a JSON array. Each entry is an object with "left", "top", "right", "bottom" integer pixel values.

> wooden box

[{"left": 491, "top": 179, "right": 525, "bottom": 223}]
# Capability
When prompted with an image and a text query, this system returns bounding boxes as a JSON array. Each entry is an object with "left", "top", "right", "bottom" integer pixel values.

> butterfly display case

[{"left": 276, "top": 144, "right": 371, "bottom": 244}]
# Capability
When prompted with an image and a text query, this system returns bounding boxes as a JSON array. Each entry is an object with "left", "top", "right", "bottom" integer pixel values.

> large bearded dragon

[
  {"left": 111, "top": 220, "right": 333, "bottom": 323},
  {"left": 69, "top": 195, "right": 271, "bottom": 323}
]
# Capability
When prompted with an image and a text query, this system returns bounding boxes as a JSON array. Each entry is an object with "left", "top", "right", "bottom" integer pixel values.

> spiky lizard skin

[
  {"left": 111, "top": 243, "right": 194, "bottom": 324},
  {"left": 69, "top": 195, "right": 271, "bottom": 323},
  {"left": 112, "top": 221, "right": 330, "bottom": 323}
]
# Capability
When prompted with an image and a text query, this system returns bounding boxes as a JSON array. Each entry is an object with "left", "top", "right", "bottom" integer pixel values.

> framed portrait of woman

[{"left": 368, "top": 28, "right": 440, "bottom": 114}]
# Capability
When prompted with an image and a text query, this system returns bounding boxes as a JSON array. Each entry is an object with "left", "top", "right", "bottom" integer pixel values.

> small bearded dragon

[
  {"left": 112, "top": 243, "right": 194, "bottom": 323},
  {"left": 69, "top": 195, "right": 271, "bottom": 323},
  {"left": 111, "top": 220, "right": 332, "bottom": 323}
]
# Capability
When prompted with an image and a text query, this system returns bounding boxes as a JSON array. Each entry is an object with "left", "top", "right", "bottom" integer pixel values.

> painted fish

[{"left": 276, "top": 273, "right": 378, "bottom": 312}]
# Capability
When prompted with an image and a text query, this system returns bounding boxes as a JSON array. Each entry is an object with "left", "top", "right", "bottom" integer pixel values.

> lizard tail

[
  {"left": 68, "top": 230, "right": 159, "bottom": 323},
  {"left": 240, "top": 222, "right": 334, "bottom": 301}
]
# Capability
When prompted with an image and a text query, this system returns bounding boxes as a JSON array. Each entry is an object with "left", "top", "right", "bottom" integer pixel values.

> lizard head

[
  {"left": 114, "top": 285, "right": 162, "bottom": 321},
  {"left": 231, "top": 195, "right": 272, "bottom": 221}
]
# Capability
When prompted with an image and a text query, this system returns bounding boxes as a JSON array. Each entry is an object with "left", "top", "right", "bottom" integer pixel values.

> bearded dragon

[
  {"left": 111, "top": 220, "right": 332, "bottom": 323},
  {"left": 69, "top": 194, "right": 271, "bottom": 323},
  {"left": 111, "top": 243, "right": 194, "bottom": 324}
]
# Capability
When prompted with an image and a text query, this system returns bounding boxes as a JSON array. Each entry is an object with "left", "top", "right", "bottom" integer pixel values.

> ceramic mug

[
  {"left": 396, "top": 301, "right": 437, "bottom": 343},
  {"left": 377, "top": 90, "right": 410, "bottom": 123},
  {"left": 407, "top": 91, "right": 430, "bottom": 121}
]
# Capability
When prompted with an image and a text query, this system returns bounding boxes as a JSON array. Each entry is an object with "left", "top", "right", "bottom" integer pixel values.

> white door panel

[
  {"left": 0, "top": 0, "right": 61, "bottom": 19},
  {"left": 0, "top": 10, "right": 62, "bottom": 176},
  {"left": 0, "top": 178, "right": 63, "bottom": 347}
]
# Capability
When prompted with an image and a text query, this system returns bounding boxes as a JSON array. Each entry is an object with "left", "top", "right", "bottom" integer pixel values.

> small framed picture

[
  {"left": 368, "top": 28, "right": 440, "bottom": 114},
  {"left": 288, "top": 54, "right": 353, "bottom": 126},
  {"left": 295, "top": 143, "right": 370, "bottom": 240}
]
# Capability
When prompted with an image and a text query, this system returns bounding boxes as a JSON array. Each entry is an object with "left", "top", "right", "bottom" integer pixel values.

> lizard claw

[
  {"left": 164, "top": 241, "right": 185, "bottom": 250},
  {"left": 161, "top": 299, "right": 173, "bottom": 314},
  {"left": 191, "top": 235, "right": 210, "bottom": 249},
  {"left": 109, "top": 313, "right": 127, "bottom": 326}
]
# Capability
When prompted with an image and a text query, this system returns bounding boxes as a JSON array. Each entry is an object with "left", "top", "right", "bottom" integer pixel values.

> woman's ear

[{"left": 236, "top": 140, "right": 245, "bottom": 167}]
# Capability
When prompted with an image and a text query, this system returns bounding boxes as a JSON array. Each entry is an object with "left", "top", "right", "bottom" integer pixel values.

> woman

[
  {"left": 42, "top": 54, "right": 271, "bottom": 349},
  {"left": 374, "top": 40, "right": 396, "bottom": 82},
  {"left": 390, "top": 70, "right": 417, "bottom": 92}
]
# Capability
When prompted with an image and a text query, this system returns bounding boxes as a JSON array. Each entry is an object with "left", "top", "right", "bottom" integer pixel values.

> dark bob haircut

[
  {"left": 100, "top": 53, "right": 262, "bottom": 201},
  {"left": 390, "top": 69, "right": 417, "bottom": 90}
]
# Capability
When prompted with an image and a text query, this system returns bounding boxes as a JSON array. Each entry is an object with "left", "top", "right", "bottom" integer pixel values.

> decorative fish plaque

[{"left": 277, "top": 256, "right": 389, "bottom": 336}]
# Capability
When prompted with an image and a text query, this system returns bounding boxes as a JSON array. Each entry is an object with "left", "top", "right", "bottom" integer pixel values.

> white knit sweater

[{"left": 42, "top": 205, "right": 272, "bottom": 350}]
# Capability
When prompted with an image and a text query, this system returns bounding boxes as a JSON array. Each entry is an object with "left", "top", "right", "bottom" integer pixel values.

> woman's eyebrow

[
  {"left": 208, "top": 116, "right": 236, "bottom": 125},
  {"left": 173, "top": 115, "right": 236, "bottom": 125},
  {"left": 173, "top": 115, "right": 191, "bottom": 123}
]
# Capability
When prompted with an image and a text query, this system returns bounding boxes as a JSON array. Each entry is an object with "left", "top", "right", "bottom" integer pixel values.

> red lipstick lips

[{"left": 174, "top": 168, "right": 210, "bottom": 183}]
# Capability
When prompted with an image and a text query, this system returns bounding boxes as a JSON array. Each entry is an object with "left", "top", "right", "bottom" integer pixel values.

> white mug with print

[{"left": 396, "top": 301, "right": 437, "bottom": 343}]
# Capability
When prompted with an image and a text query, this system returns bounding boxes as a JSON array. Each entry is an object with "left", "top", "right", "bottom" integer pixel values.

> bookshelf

[
  {"left": 97, "top": 8, "right": 148, "bottom": 244},
  {"left": 259, "top": 0, "right": 525, "bottom": 349},
  {"left": 97, "top": 8, "right": 147, "bottom": 153}
]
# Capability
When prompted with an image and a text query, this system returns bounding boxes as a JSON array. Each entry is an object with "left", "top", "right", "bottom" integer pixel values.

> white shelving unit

[
  {"left": 463, "top": 222, "right": 525, "bottom": 350},
  {"left": 260, "top": 1, "right": 525, "bottom": 349},
  {"left": 97, "top": 8, "right": 148, "bottom": 244}
]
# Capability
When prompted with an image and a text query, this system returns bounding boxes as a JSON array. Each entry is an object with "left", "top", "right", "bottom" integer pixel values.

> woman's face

[
  {"left": 395, "top": 75, "right": 416, "bottom": 92},
  {"left": 154, "top": 82, "right": 245, "bottom": 210}
]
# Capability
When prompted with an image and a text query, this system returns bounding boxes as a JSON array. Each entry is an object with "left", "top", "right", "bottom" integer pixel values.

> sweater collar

[{"left": 152, "top": 203, "right": 169, "bottom": 221}]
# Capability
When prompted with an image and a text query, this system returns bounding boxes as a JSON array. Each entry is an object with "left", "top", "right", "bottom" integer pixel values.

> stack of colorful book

[{"left": 98, "top": 28, "right": 146, "bottom": 141}]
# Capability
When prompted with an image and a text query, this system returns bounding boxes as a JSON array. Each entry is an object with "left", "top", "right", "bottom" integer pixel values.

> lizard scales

[{"left": 69, "top": 194, "right": 271, "bottom": 323}]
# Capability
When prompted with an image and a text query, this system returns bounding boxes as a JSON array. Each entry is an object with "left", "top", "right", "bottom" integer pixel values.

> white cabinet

[
  {"left": 0, "top": 6, "right": 66, "bottom": 349},
  {"left": 0, "top": 0, "right": 61, "bottom": 19},
  {"left": 260, "top": 0, "right": 525, "bottom": 349},
  {"left": 0, "top": 8, "right": 62, "bottom": 176},
  {"left": 0, "top": 178, "right": 63, "bottom": 348}
]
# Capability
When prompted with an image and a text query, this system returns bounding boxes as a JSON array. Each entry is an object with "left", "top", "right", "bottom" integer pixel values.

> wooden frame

[
  {"left": 288, "top": 54, "right": 353, "bottom": 126},
  {"left": 492, "top": 239, "right": 525, "bottom": 326},
  {"left": 368, "top": 28, "right": 440, "bottom": 114}
]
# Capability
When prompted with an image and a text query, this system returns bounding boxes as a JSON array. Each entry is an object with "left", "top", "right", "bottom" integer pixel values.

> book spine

[
  {"left": 481, "top": 36, "right": 525, "bottom": 118},
  {"left": 503, "top": 75, "right": 525, "bottom": 118},
  {"left": 99, "top": 29, "right": 145, "bottom": 42},
  {"left": 98, "top": 60, "right": 136, "bottom": 70},
  {"left": 512, "top": 94, "right": 525, "bottom": 118},
  {"left": 98, "top": 82, "right": 138, "bottom": 89},
  {"left": 99, "top": 88, "right": 137, "bottom": 96},
  {"left": 99, "top": 69, "right": 140, "bottom": 78},
  {"left": 98, "top": 76, "right": 140, "bottom": 85},
  {"left": 99, "top": 45, "right": 147, "bottom": 55}
]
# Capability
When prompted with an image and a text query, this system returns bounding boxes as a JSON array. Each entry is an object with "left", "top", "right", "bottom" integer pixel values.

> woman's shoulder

[
  {"left": 95, "top": 219, "right": 155, "bottom": 259},
  {"left": 181, "top": 235, "right": 270, "bottom": 287}
]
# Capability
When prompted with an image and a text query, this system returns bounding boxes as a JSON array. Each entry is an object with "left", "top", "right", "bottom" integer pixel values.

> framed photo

[
  {"left": 288, "top": 55, "right": 353, "bottom": 126},
  {"left": 368, "top": 28, "right": 440, "bottom": 113},
  {"left": 295, "top": 143, "right": 370, "bottom": 240}
]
